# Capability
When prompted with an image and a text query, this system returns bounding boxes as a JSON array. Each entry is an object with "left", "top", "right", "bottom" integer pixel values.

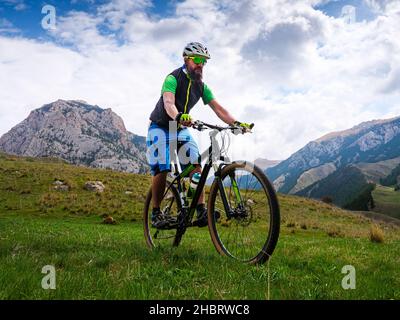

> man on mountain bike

[{"left": 147, "top": 42, "right": 251, "bottom": 228}]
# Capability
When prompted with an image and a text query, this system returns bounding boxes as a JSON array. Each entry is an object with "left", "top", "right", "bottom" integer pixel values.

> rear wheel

[
  {"left": 207, "top": 161, "right": 280, "bottom": 264},
  {"left": 143, "top": 184, "right": 183, "bottom": 248}
]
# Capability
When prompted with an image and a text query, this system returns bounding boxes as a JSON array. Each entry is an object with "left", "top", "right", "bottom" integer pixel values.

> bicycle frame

[{"left": 163, "top": 129, "right": 243, "bottom": 226}]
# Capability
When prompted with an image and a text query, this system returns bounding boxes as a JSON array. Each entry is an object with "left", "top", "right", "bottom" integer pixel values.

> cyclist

[{"left": 147, "top": 42, "right": 251, "bottom": 228}]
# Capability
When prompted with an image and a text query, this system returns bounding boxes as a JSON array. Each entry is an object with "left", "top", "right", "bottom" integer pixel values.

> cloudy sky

[{"left": 1, "top": 0, "right": 399, "bottom": 161}]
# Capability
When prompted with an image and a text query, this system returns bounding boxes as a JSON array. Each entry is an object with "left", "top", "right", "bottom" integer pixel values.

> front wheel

[{"left": 207, "top": 161, "right": 280, "bottom": 264}]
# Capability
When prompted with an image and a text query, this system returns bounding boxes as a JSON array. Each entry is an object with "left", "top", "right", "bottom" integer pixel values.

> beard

[{"left": 187, "top": 65, "right": 203, "bottom": 83}]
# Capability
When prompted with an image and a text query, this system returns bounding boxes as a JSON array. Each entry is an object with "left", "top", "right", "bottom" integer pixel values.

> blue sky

[
  {"left": 1, "top": 0, "right": 378, "bottom": 42},
  {"left": 1, "top": 0, "right": 399, "bottom": 160},
  {"left": 1, "top": 1, "right": 95, "bottom": 38},
  {"left": 1, "top": 0, "right": 181, "bottom": 39}
]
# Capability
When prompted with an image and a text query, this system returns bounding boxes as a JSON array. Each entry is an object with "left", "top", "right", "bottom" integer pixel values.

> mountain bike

[{"left": 143, "top": 121, "right": 280, "bottom": 264}]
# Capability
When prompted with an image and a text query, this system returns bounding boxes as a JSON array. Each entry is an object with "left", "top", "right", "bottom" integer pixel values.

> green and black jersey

[{"left": 149, "top": 66, "right": 215, "bottom": 128}]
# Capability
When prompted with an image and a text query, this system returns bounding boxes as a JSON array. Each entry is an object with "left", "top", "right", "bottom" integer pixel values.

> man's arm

[
  {"left": 163, "top": 92, "right": 193, "bottom": 126},
  {"left": 208, "top": 99, "right": 236, "bottom": 125},
  {"left": 163, "top": 91, "right": 179, "bottom": 120}
]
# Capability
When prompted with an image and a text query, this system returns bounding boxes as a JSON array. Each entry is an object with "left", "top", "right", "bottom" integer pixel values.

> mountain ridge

[
  {"left": 315, "top": 116, "right": 400, "bottom": 143},
  {"left": 267, "top": 115, "right": 400, "bottom": 195}
]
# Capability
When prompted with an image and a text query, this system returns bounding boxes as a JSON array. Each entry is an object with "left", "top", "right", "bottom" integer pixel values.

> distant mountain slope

[
  {"left": 289, "top": 162, "right": 336, "bottom": 194},
  {"left": 355, "top": 157, "right": 400, "bottom": 184},
  {"left": 0, "top": 99, "right": 148, "bottom": 173},
  {"left": 267, "top": 116, "right": 400, "bottom": 194},
  {"left": 296, "top": 165, "right": 375, "bottom": 211}
]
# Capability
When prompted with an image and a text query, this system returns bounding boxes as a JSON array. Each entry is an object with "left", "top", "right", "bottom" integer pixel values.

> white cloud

[
  {"left": 48, "top": 10, "right": 116, "bottom": 52},
  {"left": 1, "top": 0, "right": 400, "bottom": 162},
  {"left": 363, "top": 0, "right": 394, "bottom": 13},
  {"left": 1, "top": 0, "right": 28, "bottom": 11},
  {"left": 98, "top": 0, "right": 152, "bottom": 31}
]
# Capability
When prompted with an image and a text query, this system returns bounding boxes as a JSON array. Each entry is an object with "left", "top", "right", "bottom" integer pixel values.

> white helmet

[{"left": 183, "top": 42, "right": 211, "bottom": 59}]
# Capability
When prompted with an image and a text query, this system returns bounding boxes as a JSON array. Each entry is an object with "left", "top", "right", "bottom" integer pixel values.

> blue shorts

[{"left": 146, "top": 122, "right": 201, "bottom": 176}]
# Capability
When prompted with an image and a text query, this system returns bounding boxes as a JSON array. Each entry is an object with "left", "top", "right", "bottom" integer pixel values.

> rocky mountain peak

[{"left": 0, "top": 100, "right": 147, "bottom": 173}]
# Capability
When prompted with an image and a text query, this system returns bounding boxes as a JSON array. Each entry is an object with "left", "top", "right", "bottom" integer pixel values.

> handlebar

[{"left": 191, "top": 120, "right": 254, "bottom": 134}]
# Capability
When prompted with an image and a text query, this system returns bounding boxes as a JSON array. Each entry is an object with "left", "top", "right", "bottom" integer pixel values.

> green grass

[
  {"left": 1, "top": 214, "right": 399, "bottom": 299},
  {"left": 0, "top": 152, "right": 399, "bottom": 299},
  {"left": 372, "top": 184, "right": 400, "bottom": 219},
  {"left": 0, "top": 152, "right": 149, "bottom": 221}
]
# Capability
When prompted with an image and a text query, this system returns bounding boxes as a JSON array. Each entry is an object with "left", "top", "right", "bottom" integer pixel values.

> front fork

[{"left": 216, "top": 170, "right": 244, "bottom": 219}]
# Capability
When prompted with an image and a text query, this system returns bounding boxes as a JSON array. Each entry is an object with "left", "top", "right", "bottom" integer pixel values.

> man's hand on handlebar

[
  {"left": 176, "top": 112, "right": 193, "bottom": 127},
  {"left": 233, "top": 120, "right": 254, "bottom": 133}
]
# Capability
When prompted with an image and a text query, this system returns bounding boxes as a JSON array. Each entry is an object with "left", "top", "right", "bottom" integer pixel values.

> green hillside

[
  {"left": 372, "top": 185, "right": 400, "bottom": 219},
  {"left": 0, "top": 152, "right": 399, "bottom": 299},
  {"left": 380, "top": 162, "right": 400, "bottom": 187}
]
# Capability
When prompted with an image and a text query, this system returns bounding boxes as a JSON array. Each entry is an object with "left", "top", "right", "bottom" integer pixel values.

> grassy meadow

[{"left": 0, "top": 153, "right": 399, "bottom": 299}]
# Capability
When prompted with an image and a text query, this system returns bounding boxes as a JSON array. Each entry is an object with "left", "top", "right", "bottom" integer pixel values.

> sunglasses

[{"left": 187, "top": 56, "right": 207, "bottom": 65}]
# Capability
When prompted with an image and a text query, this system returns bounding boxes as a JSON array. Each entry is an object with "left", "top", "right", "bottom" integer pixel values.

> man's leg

[
  {"left": 151, "top": 171, "right": 176, "bottom": 228},
  {"left": 152, "top": 171, "right": 167, "bottom": 209},
  {"left": 177, "top": 128, "right": 204, "bottom": 204},
  {"left": 147, "top": 123, "right": 174, "bottom": 228},
  {"left": 147, "top": 123, "right": 169, "bottom": 209}
]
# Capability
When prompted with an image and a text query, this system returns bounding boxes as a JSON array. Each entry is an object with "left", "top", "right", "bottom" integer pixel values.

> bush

[
  {"left": 326, "top": 225, "right": 344, "bottom": 238},
  {"left": 38, "top": 192, "right": 61, "bottom": 209},
  {"left": 321, "top": 196, "right": 333, "bottom": 204},
  {"left": 327, "top": 229, "right": 344, "bottom": 238},
  {"left": 370, "top": 224, "right": 384, "bottom": 243}
]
